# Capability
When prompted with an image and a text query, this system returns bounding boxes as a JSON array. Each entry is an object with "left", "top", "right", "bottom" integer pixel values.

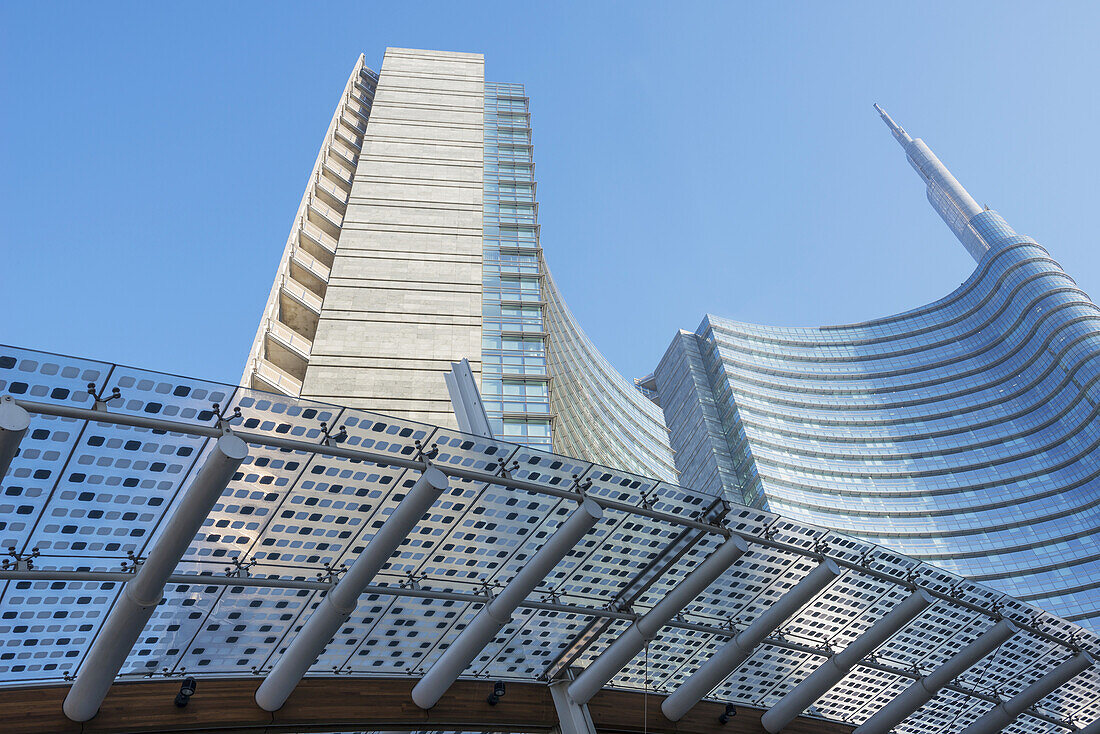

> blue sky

[{"left": 3, "top": 2, "right": 1099, "bottom": 382}]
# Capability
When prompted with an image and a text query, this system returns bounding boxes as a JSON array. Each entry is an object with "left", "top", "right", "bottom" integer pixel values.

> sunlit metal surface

[{"left": 0, "top": 343, "right": 1098, "bottom": 733}]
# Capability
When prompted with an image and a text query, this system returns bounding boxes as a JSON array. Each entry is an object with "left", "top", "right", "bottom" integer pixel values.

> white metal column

[
  {"left": 63, "top": 433, "right": 249, "bottom": 722},
  {"left": 662, "top": 559, "right": 841, "bottom": 721},
  {"left": 957, "top": 652, "right": 1093, "bottom": 734},
  {"left": 567, "top": 535, "right": 749, "bottom": 706},
  {"left": 412, "top": 498, "right": 603, "bottom": 709},
  {"left": 853, "top": 619, "right": 1017, "bottom": 734},
  {"left": 761, "top": 590, "right": 933, "bottom": 733},
  {"left": 0, "top": 395, "right": 30, "bottom": 481},
  {"left": 255, "top": 466, "right": 449, "bottom": 712},
  {"left": 550, "top": 677, "right": 597, "bottom": 734}
]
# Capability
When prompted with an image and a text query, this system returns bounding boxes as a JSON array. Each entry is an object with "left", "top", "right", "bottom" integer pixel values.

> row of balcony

[{"left": 246, "top": 64, "right": 373, "bottom": 399}]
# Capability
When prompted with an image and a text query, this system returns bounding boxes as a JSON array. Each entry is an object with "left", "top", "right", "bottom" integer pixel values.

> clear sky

[{"left": 3, "top": 2, "right": 1099, "bottom": 383}]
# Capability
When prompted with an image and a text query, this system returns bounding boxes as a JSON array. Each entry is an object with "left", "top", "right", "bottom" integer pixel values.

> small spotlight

[
  {"left": 718, "top": 702, "right": 737, "bottom": 724},
  {"left": 487, "top": 680, "right": 506, "bottom": 706},
  {"left": 174, "top": 677, "right": 197, "bottom": 708}
]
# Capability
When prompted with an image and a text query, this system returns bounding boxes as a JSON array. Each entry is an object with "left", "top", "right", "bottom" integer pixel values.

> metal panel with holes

[{"left": 1, "top": 343, "right": 1098, "bottom": 733}]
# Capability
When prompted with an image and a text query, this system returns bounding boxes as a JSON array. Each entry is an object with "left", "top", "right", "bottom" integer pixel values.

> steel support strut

[
  {"left": 412, "top": 498, "right": 604, "bottom": 709},
  {"left": 444, "top": 358, "right": 493, "bottom": 438},
  {"left": 853, "top": 619, "right": 1018, "bottom": 734},
  {"left": 957, "top": 652, "right": 1094, "bottom": 734},
  {"left": 567, "top": 535, "right": 749, "bottom": 706},
  {"left": 0, "top": 395, "right": 30, "bottom": 481},
  {"left": 255, "top": 466, "right": 449, "bottom": 712},
  {"left": 63, "top": 433, "right": 249, "bottom": 722},
  {"left": 662, "top": 559, "right": 841, "bottom": 722},
  {"left": 761, "top": 590, "right": 933, "bottom": 733}
]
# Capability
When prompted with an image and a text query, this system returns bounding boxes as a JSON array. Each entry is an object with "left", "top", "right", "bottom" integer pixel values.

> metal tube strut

[
  {"left": 853, "top": 619, "right": 1018, "bottom": 734},
  {"left": 662, "top": 559, "right": 841, "bottom": 722},
  {"left": 255, "top": 466, "right": 449, "bottom": 712},
  {"left": 412, "top": 498, "right": 604, "bottom": 709},
  {"left": 567, "top": 535, "right": 749, "bottom": 706},
  {"left": 761, "top": 590, "right": 933, "bottom": 733},
  {"left": 0, "top": 396, "right": 30, "bottom": 481},
  {"left": 62, "top": 433, "right": 249, "bottom": 722},
  {"left": 957, "top": 652, "right": 1094, "bottom": 734}
]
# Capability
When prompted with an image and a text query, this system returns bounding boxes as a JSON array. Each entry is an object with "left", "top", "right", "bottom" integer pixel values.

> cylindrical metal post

[
  {"left": 255, "top": 466, "right": 449, "bottom": 712},
  {"left": 0, "top": 396, "right": 30, "bottom": 482},
  {"left": 662, "top": 559, "right": 841, "bottom": 722},
  {"left": 957, "top": 652, "right": 1093, "bottom": 734},
  {"left": 853, "top": 619, "right": 1017, "bottom": 734},
  {"left": 761, "top": 590, "right": 933, "bottom": 733},
  {"left": 567, "top": 535, "right": 749, "bottom": 706},
  {"left": 411, "top": 498, "right": 604, "bottom": 709},
  {"left": 63, "top": 433, "right": 248, "bottom": 722}
]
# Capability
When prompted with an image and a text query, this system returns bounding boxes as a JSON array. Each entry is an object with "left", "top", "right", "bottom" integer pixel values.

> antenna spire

[
  {"left": 874, "top": 104, "right": 1013, "bottom": 261},
  {"left": 874, "top": 103, "right": 912, "bottom": 146}
]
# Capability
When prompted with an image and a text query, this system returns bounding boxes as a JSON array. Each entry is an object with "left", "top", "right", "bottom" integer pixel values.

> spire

[
  {"left": 874, "top": 104, "right": 1006, "bottom": 261},
  {"left": 874, "top": 103, "right": 912, "bottom": 146}
]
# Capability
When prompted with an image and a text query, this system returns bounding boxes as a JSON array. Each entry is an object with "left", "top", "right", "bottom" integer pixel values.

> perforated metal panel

[{"left": 1, "top": 343, "right": 1098, "bottom": 733}]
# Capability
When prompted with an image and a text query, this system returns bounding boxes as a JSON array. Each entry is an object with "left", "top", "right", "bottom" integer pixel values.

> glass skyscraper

[
  {"left": 653, "top": 107, "right": 1100, "bottom": 631},
  {"left": 241, "top": 49, "right": 1097, "bottom": 633}
]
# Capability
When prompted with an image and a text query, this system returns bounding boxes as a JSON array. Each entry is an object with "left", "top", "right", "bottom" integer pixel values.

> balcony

[
  {"left": 340, "top": 112, "right": 367, "bottom": 137},
  {"left": 306, "top": 198, "right": 343, "bottom": 239},
  {"left": 344, "top": 99, "right": 371, "bottom": 126},
  {"left": 330, "top": 139, "right": 359, "bottom": 168},
  {"left": 263, "top": 322, "right": 309, "bottom": 382},
  {"left": 314, "top": 176, "right": 349, "bottom": 213},
  {"left": 321, "top": 158, "right": 354, "bottom": 190},
  {"left": 334, "top": 125, "right": 361, "bottom": 151},
  {"left": 298, "top": 221, "right": 337, "bottom": 266},
  {"left": 267, "top": 318, "right": 313, "bottom": 359},
  {"left": 353, "top": 77, "right": 375, "bottom": 101},
  {"left": 289, "top": 248, "right": 330, "bottom": 298},
  {"left": 279, "top": 278, "right": 322, "bottom": 340},
  {"left": 248, "top": 357, "right": 302, "bottom": 397}
]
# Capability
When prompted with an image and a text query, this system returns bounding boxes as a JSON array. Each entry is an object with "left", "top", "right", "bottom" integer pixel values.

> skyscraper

[
  {"left": 653, "top": 108, "right": 1100, "bottom": 631},
  {"left": 242, "top": 48, "right": 675, "bottom": 481},
  {"left": 242, "top": 49, "right": 1097, "bottom": 633}
]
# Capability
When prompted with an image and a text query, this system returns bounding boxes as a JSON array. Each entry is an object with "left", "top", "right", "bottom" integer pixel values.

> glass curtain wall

[{"left": 481, "top": 83, "right": 553, "bottom": 449}]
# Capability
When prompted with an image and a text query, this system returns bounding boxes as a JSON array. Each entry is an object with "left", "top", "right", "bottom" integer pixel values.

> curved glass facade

[
  {"left": 543, "top": 269, "right": 677, "bottom": 481},
  {"left": 653, "top": 113, "right": 1100, "bottom": 632},
  {"left": 657, "top": 225, "right": 1100, "bottom": 631}
]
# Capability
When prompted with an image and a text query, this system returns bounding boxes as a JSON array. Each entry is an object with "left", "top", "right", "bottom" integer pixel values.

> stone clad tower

[
  {"left": 243, "top": 49, "right": 485, "bottom": 427},
  {"left": 243, "top": 48, "right": 677, "bottom": 478}
]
